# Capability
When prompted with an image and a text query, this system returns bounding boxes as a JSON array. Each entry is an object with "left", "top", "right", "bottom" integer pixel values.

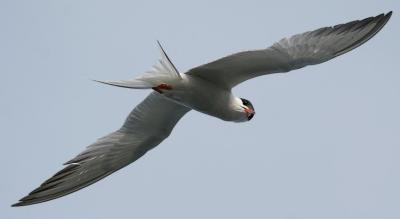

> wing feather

[
  {"left": 12, "top": 92, "right": 190, "bottom": 206},
  {"left": 187, "top": 12, "right": 392, "bottom": 89}
]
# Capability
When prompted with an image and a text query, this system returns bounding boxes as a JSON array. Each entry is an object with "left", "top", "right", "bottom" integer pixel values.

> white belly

[{"left": 161, "top": 74, "right": 239, "bottom": 121}]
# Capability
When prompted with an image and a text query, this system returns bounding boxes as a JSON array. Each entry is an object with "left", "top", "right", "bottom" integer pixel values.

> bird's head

[{"left": 240, "top": 98, "right": 256, "bottom": 121}]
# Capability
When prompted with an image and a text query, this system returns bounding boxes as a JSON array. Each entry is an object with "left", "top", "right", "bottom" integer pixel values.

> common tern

[{"left": 13, "top": 12, "right": 392, "bottom": 206}]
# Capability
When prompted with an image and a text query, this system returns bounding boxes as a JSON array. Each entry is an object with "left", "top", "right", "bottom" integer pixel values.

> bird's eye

[{"left": 241, "top": 98, "right": 249, "bottom": 106}]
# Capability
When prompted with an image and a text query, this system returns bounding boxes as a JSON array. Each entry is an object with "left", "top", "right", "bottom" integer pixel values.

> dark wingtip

[
  {"left": 386, "top": 11, "right": 393, "bottom": 19},
  {"left": 378, "top": 11, "right": 393, "bottom": 30},
  {"left": 11, "top": 202, "right": 23, "bottom": 207}
]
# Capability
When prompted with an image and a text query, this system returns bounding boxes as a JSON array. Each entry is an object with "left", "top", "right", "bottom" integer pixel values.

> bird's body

[
  {"left": 13, "top": 12, "right": 392, "bottom": 207},
  {"left": 157, "top": 74, "right": 245, "bottom": 122}
]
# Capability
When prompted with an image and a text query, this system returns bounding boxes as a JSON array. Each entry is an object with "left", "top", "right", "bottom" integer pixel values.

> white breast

[{"left": 161, "top": 74, "right": 241, "bottom": 121}]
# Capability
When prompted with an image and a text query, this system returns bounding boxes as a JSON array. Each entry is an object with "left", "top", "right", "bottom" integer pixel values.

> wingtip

[
  {"left": 11, "top": 199, "right": 37, "bottom": 207},
  {"left": 11, "top": 202, "right": 24, "bottom": 207},
  {"left": 372, "top": 11, "right": 392, "bottom": 22},
  {"left": 379, "top": 11, "right": 393, "bottom": 28}
]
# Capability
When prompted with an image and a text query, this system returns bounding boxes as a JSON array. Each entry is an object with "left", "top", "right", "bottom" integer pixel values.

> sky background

[{"left": 1, "top": 0, "right": 399, "bottom": 218}]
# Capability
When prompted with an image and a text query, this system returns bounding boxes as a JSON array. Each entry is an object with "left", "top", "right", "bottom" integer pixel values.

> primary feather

[
  {"left": 12, "top": 92, "right": 190, "bottom": 206},
  {"left": 187, "top": 12, "right": 392, "bottom": 89}
]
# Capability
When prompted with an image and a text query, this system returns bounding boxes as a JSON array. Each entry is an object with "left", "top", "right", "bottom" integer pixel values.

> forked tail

[{"left": 95, "top": 41, "right": 181, "bottom": 89}]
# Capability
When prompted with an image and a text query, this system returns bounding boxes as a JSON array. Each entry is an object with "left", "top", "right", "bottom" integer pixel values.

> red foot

[{"left": 152, "top": 83, "right": 173, "bottom": 93}]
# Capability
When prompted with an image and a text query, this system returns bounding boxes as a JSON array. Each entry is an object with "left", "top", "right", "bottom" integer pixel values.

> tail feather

[
  {"left": 93, "top": 79, "right": 153, "bottom": 89},
  {"left": 95, "top": 41, "right": 181, "bottom": 89},
  {"left": 153, "top": 40, "right": 181, "bottom": 78}
]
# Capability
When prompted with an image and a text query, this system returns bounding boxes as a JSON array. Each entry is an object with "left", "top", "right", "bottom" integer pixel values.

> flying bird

[{"left": 13, "top": 12, "right": 392, "bottom": 206}]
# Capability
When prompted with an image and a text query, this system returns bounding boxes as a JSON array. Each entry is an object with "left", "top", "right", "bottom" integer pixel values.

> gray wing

[
  {"left": 187, "top": 12, "right": 392, "bottom": 89},
  {"left": 12, "top": 92, "right": 190, "bottom": 206}
]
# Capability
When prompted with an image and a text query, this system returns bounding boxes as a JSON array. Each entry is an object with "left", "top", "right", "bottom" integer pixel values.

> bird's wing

[
  {"left": 13, "top": 92, "right": 190, "bottom": 206},
  {"left": 187, "top": 12, "right": 392, "bottom": 89}
]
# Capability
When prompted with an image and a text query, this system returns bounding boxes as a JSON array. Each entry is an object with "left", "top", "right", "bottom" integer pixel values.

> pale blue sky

[{"left": 1, "top": 0, "right": 399, "bottom": 218}]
